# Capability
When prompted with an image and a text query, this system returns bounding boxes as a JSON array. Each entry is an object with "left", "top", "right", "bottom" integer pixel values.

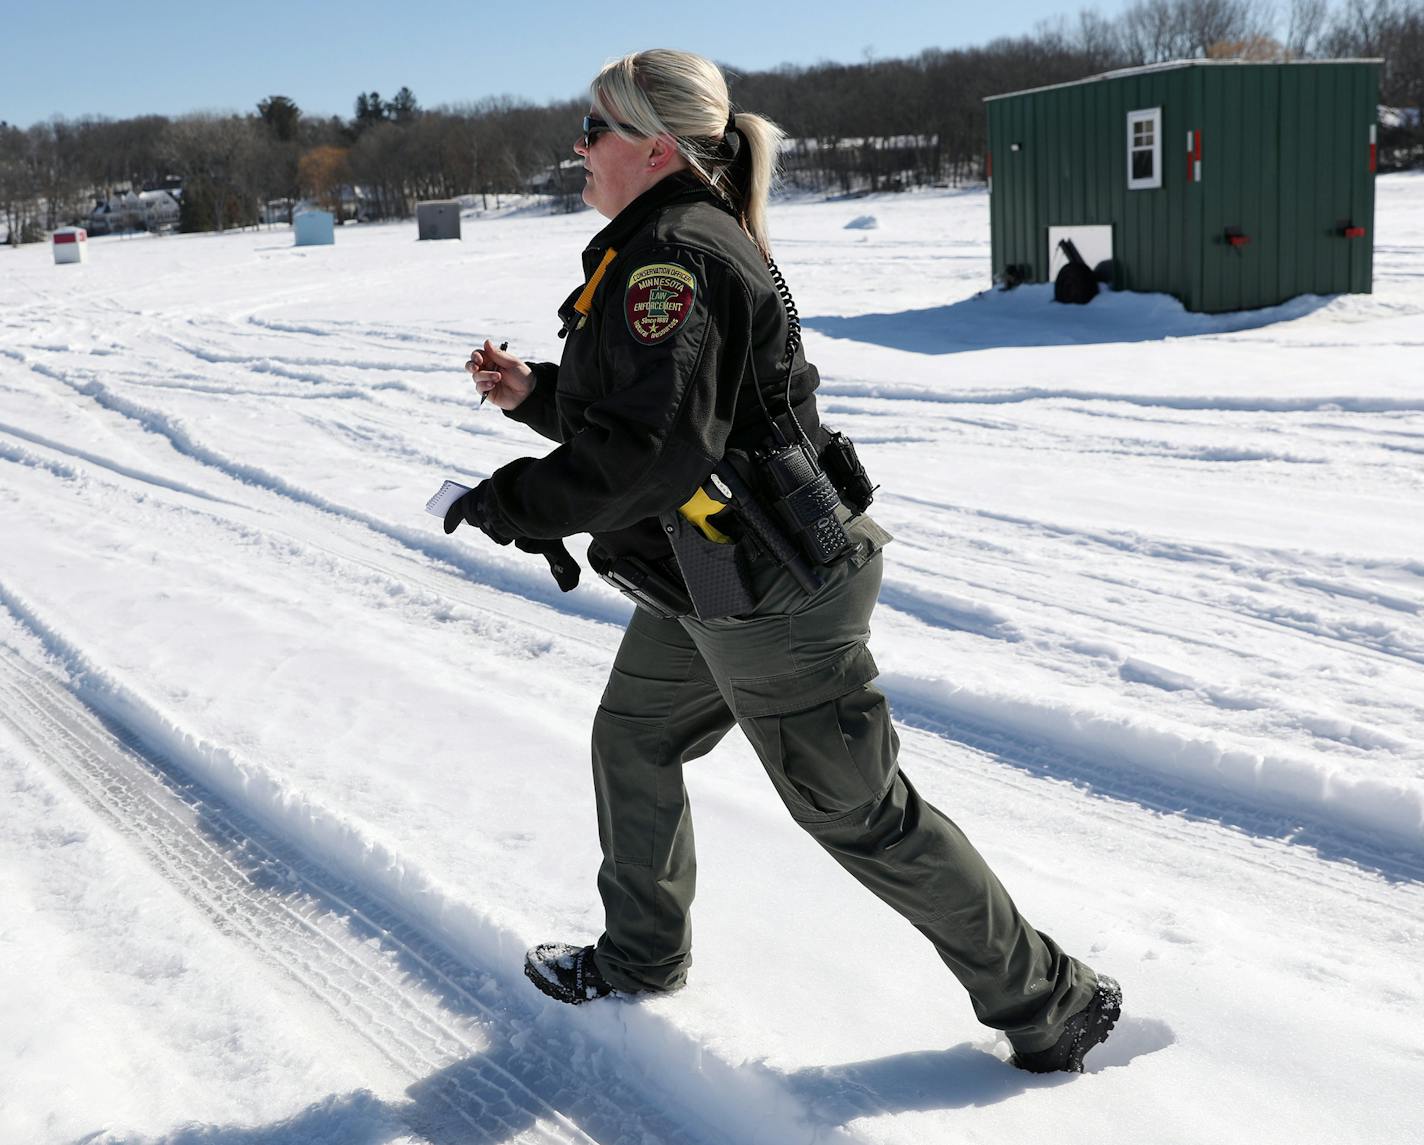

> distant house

[
  {"left": 527, "top": 158, "right": 586, "bottom": 197},
  {"left": 89, "top": 189, "right": 181, "bottom": 235}
]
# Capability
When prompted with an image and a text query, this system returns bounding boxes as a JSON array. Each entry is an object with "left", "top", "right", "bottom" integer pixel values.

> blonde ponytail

[{"left": 590, "top": 49, "right": 785, "bottom": 257}]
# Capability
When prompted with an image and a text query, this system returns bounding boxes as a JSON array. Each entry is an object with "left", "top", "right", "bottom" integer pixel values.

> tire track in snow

[
  {"left": 0, "top": 645, "right": 708, "bottom": 1145},
  {"left": 884, "top": 493, "right": 1424, "bottom": 668},
  {"left": 24, "top": 335, "right": 1424, "bottom": 872},
  {"left": 885, "top": 675, "right": 1424, "bottom": 883},
  {"left": 13, "top": 347, "right": 626, "bottom": 627},
  {"left": 0, "top": 583, "right": 857, "bottom": 1145},
  {"left": 0, "top": 403, "right": 624, "bottom": 699},
  {"left": 0, "top": 418, "right": 238, "bottom": 506}
]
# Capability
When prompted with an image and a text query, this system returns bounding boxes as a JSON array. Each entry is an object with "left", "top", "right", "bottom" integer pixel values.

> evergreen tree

[
  {"left": 354, "top": 92, "right": 386, "bottom": 134},
  {"left": 388, "top": 87, "right": 420, "bottom": 124},
  {"left": 258, "top": 95, "right": 301, "bottom": 142}
]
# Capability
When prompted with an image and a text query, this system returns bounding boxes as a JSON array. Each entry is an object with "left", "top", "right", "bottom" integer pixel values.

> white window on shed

[{"left": 1127, "top": 107, "right": 1162, "bottom": 190}]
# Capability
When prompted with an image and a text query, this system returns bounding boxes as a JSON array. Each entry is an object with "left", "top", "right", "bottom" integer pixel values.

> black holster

[
  {"left": 660, "top": 510, "right": 757, "bottom": 621},
  {"left": 588, "top": 541, "right": 692, "bottom": 620}
]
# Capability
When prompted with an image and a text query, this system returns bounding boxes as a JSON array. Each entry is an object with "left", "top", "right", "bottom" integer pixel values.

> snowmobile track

[{"left": 0, "top": 647, "right": 708, "bottom": 1145}]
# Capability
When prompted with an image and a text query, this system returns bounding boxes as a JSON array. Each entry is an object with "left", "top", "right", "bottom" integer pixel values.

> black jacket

[{"left": 484, "top": 172, "right": 821, "bottom": 563}]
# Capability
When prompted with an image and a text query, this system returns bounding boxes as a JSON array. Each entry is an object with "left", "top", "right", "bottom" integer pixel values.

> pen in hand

[{"left": 477, "top": 341, "right": 510, "bottom": 407}]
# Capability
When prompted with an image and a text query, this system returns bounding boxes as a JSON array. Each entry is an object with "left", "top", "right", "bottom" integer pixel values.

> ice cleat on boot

[
  {"left": 523, "top": 943, "right": 616, "bottom": 1005},
  {"left": 1012, "top": 975, "right": 1122, "bottom": 1074}
]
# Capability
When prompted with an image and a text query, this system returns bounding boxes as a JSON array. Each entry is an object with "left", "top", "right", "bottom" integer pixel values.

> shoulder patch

[{"left": 625, "top": 263, "right": 697, "bottom": 345}]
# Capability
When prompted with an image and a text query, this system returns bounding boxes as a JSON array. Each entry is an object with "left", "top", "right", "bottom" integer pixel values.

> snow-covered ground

[{"left": 2, "top": 176, "right": 1422, "bottom": 1145}]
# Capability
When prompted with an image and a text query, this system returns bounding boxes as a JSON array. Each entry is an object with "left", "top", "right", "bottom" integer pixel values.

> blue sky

[{"left": 2, "top": 0, "right": 1120, "bottom": 128}]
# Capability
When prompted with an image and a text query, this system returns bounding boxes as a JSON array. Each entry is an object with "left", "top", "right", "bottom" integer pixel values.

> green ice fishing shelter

[{"left": 985, "top": 59, "right": 1381, "bottom": 313}]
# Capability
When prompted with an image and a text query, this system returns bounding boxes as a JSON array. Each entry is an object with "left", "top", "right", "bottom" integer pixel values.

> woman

[{"left": 446, "top": 49, "right": 1120, "bottom": 1073}]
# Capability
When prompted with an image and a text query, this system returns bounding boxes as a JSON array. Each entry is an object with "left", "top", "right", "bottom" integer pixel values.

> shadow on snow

[{"left": 803, "top": 286, "right": 1335, "bottom": 356}]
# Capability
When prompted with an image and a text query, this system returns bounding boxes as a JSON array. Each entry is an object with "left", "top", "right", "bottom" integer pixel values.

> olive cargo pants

[{"left": 590, "top": 522, "right": 1096, "bottom": 1050}]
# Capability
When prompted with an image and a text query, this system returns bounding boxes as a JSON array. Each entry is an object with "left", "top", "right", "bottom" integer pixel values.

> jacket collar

[{"left": 584, "top": 171, "right": 718, "bottom": 263}]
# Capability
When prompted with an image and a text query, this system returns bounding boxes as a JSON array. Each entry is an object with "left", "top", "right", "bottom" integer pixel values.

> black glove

[
  {"left": 514, "top": 536, "right": 581, "bottom": 592},
  {"left": 443, "top": 482, "right": 581, "bottom": 592},
  {"left": 443, "top": 482, "right": 513, "bottom": 543}
]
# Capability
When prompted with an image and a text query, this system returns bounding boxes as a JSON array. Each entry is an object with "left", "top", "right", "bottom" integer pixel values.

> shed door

[{"left": 1200, "top": 67, "right": 1281, "bottom": 313}]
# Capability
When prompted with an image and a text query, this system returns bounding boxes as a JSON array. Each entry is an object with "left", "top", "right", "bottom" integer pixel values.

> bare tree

[
  {"left": 164, "top": 114, "right": 261, "bottom": 232},
  {"left": 1, "top": 123, "right": 39, "bottom": 244},
  {"left": 1286, "top": 0, "right": 1331, "bottom": 54}
]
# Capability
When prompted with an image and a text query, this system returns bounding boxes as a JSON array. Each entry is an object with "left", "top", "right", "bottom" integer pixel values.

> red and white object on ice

[{"left": 52, "top": 226, "right": 88, "bottom": 265}]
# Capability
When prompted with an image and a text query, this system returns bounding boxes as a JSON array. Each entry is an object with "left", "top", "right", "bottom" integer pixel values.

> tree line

[
  {"left": 3, "top": 0, "right": 1422, "bottom": 245},
  {"left": 739, "top": 0, "right": 1424, "bottom": 193}
]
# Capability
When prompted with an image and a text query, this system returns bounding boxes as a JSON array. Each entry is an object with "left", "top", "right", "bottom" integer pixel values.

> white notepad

[{"left": 425, "top": 480, "right": 472, "bottom": 517}]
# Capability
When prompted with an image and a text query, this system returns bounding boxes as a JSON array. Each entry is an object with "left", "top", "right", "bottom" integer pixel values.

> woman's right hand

[{"left": 466, "top": 339, "right": 534, "bottom": 410}]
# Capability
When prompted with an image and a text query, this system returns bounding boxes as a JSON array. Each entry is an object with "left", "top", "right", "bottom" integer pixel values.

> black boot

[
  {"left": 1012, "top": 976, "right": 1122, "bottom": 1074},
  {"left": 523, "top": 943, "right": 616, "bottom": 1005}
]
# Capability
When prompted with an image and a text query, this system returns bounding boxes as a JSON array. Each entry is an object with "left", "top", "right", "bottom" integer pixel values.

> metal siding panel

[
  {"left": 1036, "top": 91, "right": 1054, "bottom": 276},
  {"left": 1045, "top": 90, "right": 1062, "bottom": 245},
  {"left": 1015, "top": 96, "right": 1030, "bottom": 276},
  {"left": 1030, "top": 92, "right": 1042, "bottom": 273},
  {"left": 1349, "top": 64, "right": 1374, "bottom": 293},
  {"left": 1314, "top": 68, "right": 1333, "bottom": 292},
  {"left": 1092, "top": 80, "right": 1110, "bottom": 229},
  {"left": 1185, "top": 67, "right": 1203, "bottom": 311},
  {"left": 1201, "top": 70, "right": 1224, "bottom": 311},
  {"left": 1164, "top": 71, "right": 1186, "bottom": 302},
  {"left": 1189, "top": 68, "right": 1203, "bottom": 303},
  {"left": 1035, "top": 91, "right": 1050, "bottom": 260},
  {"left": 1094, "top": 80, "right": 1117, "bottom": 287},
  {"left": 1013, "top": 98, "right": 1025, "bottom": 274},
  {"left": 991, "top": 102, "right": 1002, "bottom": 281},
  {"left": 1121, "top": 79, "right": 1139, "bottom": 293},
  {"left": 1360, "top": 64, "right": 1379, "bottom": 292},
  {"left": 1199, "top": 74, "right": 1213, "bottom": 311},
  {"left": 1277, "top": 67, "right": 1300, "bottom": 301},
  {"left": 1334, "top": 66, "right": 1354, "bottom": 292},
  {"left": 1044, "top": 91, "right": 1061, "bottom": 264},
  {"left": 1255, "top": 68, "right": 1282, "bottom": 307},
  {"left": 989, "top": 101, "right": 1003, "bottom": 282},
  {"left": 1070, "top": 85, "right": 1085, "bottom": 223},
  {"left": 1329, "top": 66, "right": 1349, "bottom": 291},
  {"left": 1108, "top": 81, "right": 1126, "bottom": 290},
  {"left": 1097, "top": 79, "right": 1117, "bottom": 286},
  {"left": 1352, "top": 67, "right": 1366, "bottom": 292},
  {"left": 1013, "top": 97, "right": 1025, "bottom": 276},
  {"left": 1126, "top": 77, "right": 1150, "bottom": 293},
  {"left": 1028, "top": 96, "right": 1041, "bottom": 275},
  {"left": 1009, "top": 99, "right": 1024, "bottom": 276},
  {"left": 1164, "top": 73, "right": 1180, "bottom": 292},
  {"left": 1222, "top": 67, "right": 1245, "bottom": 311}
]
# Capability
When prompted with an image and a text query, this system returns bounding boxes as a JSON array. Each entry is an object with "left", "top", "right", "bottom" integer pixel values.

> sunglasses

[{"left": 581, "top": 115, "right": 636, "bottom": 147}]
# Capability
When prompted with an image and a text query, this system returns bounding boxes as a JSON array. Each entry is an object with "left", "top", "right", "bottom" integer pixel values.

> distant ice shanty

[
  {"left": 416, "top": 200, "right": 461, "bottom": 241},
  {"left": 293, "top": 210, "right": 335, "bottom": 247},
  {"left": 985, "top": 59, "right": 1381, "bottom": 313},
  {"left": 52, "top": 227, "right": 88, "bottom": 265}
]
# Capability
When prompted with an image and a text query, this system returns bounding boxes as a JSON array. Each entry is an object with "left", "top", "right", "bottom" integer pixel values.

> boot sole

[
  {"left": 1065, "top": 976, "right": 1122, "bottom": 1071},
  {"left": 1013, "top": 975, "right": 1122, "bottom": 1073},
  {"left": 523, "top": 944, "right": 613, "bottom": 1005}
]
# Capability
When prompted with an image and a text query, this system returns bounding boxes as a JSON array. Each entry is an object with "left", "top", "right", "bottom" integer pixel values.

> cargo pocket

[{"left": 741, "top": 684, "right": 899, "bottom": 824}]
